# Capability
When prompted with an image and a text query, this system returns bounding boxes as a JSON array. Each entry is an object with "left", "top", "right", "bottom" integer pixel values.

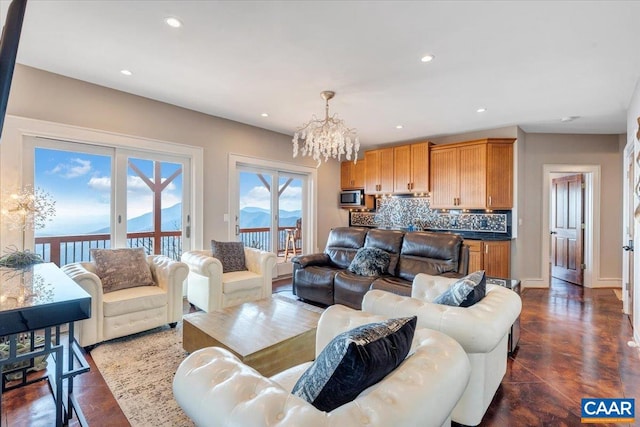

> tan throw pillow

[{"left": 91, "top": 248, "right": 155, "bottom": 293}]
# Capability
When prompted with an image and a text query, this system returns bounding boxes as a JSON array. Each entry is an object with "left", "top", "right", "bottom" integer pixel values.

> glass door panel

[
  {"left": 126, "top": 157, "right": 184, "bottom": 260},
  {"left": 279, "top": 175, "right": 303, "bottom": 260},
  {"left": 34, "top": 146, "right": 113, "bottom": 265},
  {"left": 238, "top": 170, "right": 273, "bottom": 252}
]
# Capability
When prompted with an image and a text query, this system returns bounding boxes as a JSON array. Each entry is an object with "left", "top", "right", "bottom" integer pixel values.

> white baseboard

[
  {"left": 587, "top": 278, "right": 622, "bottom": 288},
  {"left": 521, "top": 278, "right": 548, "bottom": 288}
]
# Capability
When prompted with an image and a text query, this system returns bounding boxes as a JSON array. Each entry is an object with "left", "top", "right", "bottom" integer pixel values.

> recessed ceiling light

[
  {"left": 476, "top": 107, "right": 487, "bottom": 113},
  {"left": 421, "top": 54, "right": 435, "bottom": 63},
  {"left": 395, "top": 125, "right": 404, "bottom": 129},
  {"left": 165, "top": 17, "right": 182, "bottom": 28},
  {"left": 560, "top": 116, "right": 580, "bottom": 122},
  {"left": 261, "top": 113, "right": 269, "bottom": 117},
  {"left": 120, "top": 69, "right": 132, "bottom": 76}
]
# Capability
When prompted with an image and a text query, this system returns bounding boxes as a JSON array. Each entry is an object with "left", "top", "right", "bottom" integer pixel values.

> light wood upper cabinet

[
  {"left": 430, "top": 146, "right": 459, "bottom": 207},
  {"left": 393, "top": 142, "right": 430, "bottom": 193},
  {"left": 340, "top": 159, "right": 366, "bottom": 189},
  {"left": 430, "top": 138, "right": 514, "bottom": 209},
  {"left": 365, "top": 148, "right": 394, "bottom": 194},
  {"left": 486, "top": 142, "right": 513, "bottom": 209}
]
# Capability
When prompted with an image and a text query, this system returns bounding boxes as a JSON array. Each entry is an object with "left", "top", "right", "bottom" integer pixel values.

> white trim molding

[{"left": 228, "top": 153, "right": 318, "bottom": 256}]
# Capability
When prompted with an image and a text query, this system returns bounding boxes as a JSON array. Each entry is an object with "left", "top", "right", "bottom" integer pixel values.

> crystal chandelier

[{"left": 293, "top": 90, "right": 359, "bottom": 165}]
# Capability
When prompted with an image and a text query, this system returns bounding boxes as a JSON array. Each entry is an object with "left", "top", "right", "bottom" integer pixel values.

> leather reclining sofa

[{"left": 292, "top": 227, "right": 469, "bottom": 309}]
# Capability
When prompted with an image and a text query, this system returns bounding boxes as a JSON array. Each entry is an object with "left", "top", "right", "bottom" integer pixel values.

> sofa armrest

[
  {"left": 61, "top": 262, "right": 104, "bottom": 347},
  {"left": 243, "top": 247, "right": 276, "bottom": 275},
  {"left": 147, "top": 255, "right": 189, "bottom": 322},
  {"left": 362, "top": 285, "right": 522, "bottom": 354},
  {"left": 181, "top": 250, "right": 223, "bottom": 278},
  {"left": 291, "top": 253, "right": 330, "bottom": 268}
]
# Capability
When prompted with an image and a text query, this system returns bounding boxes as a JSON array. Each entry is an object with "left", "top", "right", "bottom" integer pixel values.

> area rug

[
  {"left": 91, "top": 295, "right": 325, "bottom": 426},
  {"left": 90, "top": 322, "right": 194, "bottom": 427}
]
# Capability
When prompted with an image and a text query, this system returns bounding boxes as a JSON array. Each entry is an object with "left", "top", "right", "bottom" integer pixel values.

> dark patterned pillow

[
  {"left": 91, "top": 248, "right": 155, "bottom": 293},
  {"left": 433, "top": 270, "right": 486, "bottom": 307},
  {"left": 291, "top": 316, "right": 417, "bottom": 412},
  {"left": 211, "top": 240, "right": 247, "bottom": 273},
  {"left": 347, "top": 247, "right": 390, "bottom": 276}
]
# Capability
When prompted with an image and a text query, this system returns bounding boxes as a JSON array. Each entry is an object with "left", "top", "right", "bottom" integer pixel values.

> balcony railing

[
  {"left": 35, "top": 231, "right": 182, "bottom": 267},
  {"left": 35, "top": 227, "right": 299, "bottom": 267}
]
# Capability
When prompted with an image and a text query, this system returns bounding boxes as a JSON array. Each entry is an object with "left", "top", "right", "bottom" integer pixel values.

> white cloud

[
  {"left": 88, "top": 176, "right": 111, "bottom": 192},
  {"left": 239, "top": 185, "right": 302, "bottom": 211},
  {"left": 49, "top": 158, "right": 92, "bottom": 178}
]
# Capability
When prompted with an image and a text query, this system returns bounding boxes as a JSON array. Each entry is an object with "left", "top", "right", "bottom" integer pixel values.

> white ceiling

[{"left": 3, "top": 0, "right": 640, "bottom": 147}]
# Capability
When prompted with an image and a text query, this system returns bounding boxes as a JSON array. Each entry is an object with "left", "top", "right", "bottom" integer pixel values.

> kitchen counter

[{"left": 424, "top": 229, "right": 512, "bottom": 241}]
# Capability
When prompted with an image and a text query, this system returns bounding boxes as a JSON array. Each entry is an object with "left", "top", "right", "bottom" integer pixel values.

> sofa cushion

[
  {"left": 291, "top": 316, "right": 417, "bottom": 412},
  {"left": 293, "top": 265, "right": 341, "bottom": 305},
  {"left": 221, "top": 270, "right": 263, "bottom": 293},
  {"left": 433, "top": 270, "right": 486, "bottom": 307},
  {"left": 362, "top": 229, "right": 404, "bottom": 275},
  {"left": 370, "top": 276, "right": 412, "bottom": 297},
  {"left": 102, "top": 285, "right": 167, "bottom": 317},
  {"left": 348, "top": 247, "right": 390, "bottom": 276},
  {"left": 396, "top": 232, "right": 463, "bottom": 281},
  {"left": 334, "top": 271, "right": 378, "bottom": 310},
  {"left": 325, "top": 227, "right": 369, "bottom": 269},
  {"left": 211, "top": 240, "right": 247, "bottom": 273},
  {"left": 91, "top": 247, "right": 155, "bottom": 293}
]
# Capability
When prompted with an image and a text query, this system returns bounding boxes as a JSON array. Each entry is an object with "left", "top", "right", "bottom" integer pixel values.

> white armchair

[
  {"left": 173, "top": 304, "right": 471, "bottom": 427},
  {"left": 62, "top": 255, "right": 189, "bottom": 348},
  {"left": 362, "top": 273, "right": 522, "bottom": 426},
  {"left": 181, "top": 247, "right": 276, "bottom": 312}
]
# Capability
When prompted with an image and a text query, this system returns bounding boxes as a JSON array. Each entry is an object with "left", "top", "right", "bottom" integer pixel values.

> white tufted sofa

[
  {"left": 62, "top": 255, "right": 188, "bottom": 348},
  {"left": 173, "top": 304, "right": 471, "bottom": 427},
  {"left": 361, "top": 273, "right": 522, "bottom": 426},
  {"left": 181, "top": 247, "right": 276, "bottom": 312}
]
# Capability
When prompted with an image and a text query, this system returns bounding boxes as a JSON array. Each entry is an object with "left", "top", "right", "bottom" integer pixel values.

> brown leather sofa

[{"left": 292, "top": 227, "right": 469, "bottom": 309}]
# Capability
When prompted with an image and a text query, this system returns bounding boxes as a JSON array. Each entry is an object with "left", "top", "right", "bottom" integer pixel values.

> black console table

[
  {"left": 487, "top": 276, "right": 521, "bottom": 354},
  {"left": 0, "top": 263, "right": 91, "bottom": 426}
]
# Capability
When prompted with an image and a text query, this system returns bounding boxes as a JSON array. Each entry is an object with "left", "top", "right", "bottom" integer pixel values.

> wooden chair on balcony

[{"left": 284, "top": 218, "right": 302, "bottom": 262}]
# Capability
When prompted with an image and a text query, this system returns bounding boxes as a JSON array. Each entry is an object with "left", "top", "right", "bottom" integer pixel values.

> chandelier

[{"left": 293, "top": 90, "right": 359, "bottom": 165}]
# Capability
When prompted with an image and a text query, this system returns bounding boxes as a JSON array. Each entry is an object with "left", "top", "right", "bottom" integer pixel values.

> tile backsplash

[{"left": 350, "top": 196, "right": 510, "bottom": 236}]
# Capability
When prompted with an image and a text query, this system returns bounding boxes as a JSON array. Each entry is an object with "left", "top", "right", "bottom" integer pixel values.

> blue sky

[
  {"left": 35, "top": 148, "right": 182, "bottom": 235},
  {"left": 239, "top": 171, "right": 302, "bottom": 212}
]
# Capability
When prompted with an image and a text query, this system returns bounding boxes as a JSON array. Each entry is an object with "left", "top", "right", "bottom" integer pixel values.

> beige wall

[
  {"left": 3, "top": 65, "right": 347, "bottom": 252},
  {"left": 516, "top": 132, "right": 623, "bottom": 282}
]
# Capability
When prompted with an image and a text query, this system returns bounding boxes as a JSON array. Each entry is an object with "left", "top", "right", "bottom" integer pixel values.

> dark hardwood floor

[{"left": 2, "top": 278, "right": 638, "bottom": 426}]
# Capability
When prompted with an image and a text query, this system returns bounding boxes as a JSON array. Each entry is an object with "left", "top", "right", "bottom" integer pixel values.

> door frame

[
  {"left": 228, "top": 154, "right": 317, "bottom": 257},
  {"left": 623, "top": 142, "right": 634, "bottom": 316},
  {"left": 541, "top": 164, "right": 602, "bottom": 288},
  {"left": 0, "top": 115, "right": 203, "bottom": 252}
]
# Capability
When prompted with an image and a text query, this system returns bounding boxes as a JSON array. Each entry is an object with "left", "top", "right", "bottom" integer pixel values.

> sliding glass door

[
  {"left": 26, "top": 138, "right": 189, "bottom": 265},
  {"left": 237, "top": 167, "right": 305, "bottom": 262}
]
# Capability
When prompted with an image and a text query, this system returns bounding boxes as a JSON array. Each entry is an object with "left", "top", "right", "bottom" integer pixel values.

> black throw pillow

[
  {"left": 433, "top": 270, "right": 486, "bottom": 307},
  {"left": 347, "top": 247, "right": 391, "bottom": 276},
  {"left": 291, "top": 316, "right": 417, "bottom": 412},
  {"left": 211, "top": 240, "right": 247, "bottom": 273}
]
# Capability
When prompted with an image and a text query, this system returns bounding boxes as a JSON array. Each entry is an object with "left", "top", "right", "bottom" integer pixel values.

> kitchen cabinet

[
  {"left": 340, "top": 159, "right": 366, "bottom": 189},
  {"left": 393, "top": 142, "right": 431, "bottom": 193},
  {"left": 430, "top": 138, "right": 514, "bottom": 209},
  {"left": 465, "top": 239, "right": 511, "bottom": 278},
  {"left": 364, "top": 147, "right": 394, "bottom": 194}
]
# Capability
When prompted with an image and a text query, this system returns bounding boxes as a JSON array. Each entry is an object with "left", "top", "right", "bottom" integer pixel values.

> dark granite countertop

[{"left": 424, "top": 229, "right": 513, "bottom": 241}]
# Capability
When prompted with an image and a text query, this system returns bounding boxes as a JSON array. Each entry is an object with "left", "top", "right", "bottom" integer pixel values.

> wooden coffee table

[{"left": 182, "top": 297, "right": 322, "bottom": 377}]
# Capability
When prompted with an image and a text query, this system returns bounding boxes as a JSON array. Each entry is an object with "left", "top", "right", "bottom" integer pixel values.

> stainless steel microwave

[{"left": 340, "top": 189, "right": 364, "bottom": 207}]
